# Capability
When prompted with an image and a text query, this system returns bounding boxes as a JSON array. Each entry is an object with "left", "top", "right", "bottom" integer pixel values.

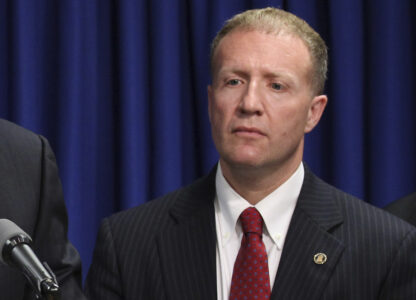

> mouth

[{"left": 232, "top": 126, "right": 266, "bottom": 137}]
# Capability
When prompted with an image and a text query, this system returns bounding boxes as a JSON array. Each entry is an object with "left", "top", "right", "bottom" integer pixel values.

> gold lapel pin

[{"left": 314, "top": 253, "right": 327, "bottom": 265}]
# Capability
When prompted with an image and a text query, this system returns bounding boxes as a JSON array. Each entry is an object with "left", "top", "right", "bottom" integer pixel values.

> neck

[{"left": 220, "top": 158, "right": 302, "bottom": 205}]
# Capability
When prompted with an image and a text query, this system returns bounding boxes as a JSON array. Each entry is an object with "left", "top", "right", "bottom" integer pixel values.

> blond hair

[{"left": 210, "top": 7, "right": 328, "bottom": 95}]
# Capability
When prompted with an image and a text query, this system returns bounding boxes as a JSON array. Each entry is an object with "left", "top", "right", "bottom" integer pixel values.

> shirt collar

[{"left": 215, "top": 162, "right": 304, "bottom": 250}]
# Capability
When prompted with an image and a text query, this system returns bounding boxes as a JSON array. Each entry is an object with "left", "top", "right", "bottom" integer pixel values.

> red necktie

[{"left": 229, "top": 207, "right": 271, "bottom": 300}]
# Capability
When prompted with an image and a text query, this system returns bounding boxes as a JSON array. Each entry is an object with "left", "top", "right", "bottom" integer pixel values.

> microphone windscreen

[{"left": 0, "top": 219, "right": 30, "bottom": 264}]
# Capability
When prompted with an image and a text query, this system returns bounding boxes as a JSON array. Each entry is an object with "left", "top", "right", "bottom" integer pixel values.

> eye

[
  {"left": 271, "top": 83, "right": 283, "bottom": 90},
  {"left": 227, "top": 79, "right": 242, "bottom": 86}
]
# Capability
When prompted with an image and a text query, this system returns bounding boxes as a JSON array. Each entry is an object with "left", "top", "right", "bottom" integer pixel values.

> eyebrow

[
  {"left": 217, "top": 68, "right": 248, "bottom": 78},
  {"left": 218, "top": 66, "right": 296, "bottom": 80}
]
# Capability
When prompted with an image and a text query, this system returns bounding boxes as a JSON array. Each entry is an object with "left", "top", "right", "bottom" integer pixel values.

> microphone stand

[
  {"left": 35, "top": 262, "right": 60, "bottom": 300},
  {"left": 3, "top": 234, "right": 60, "bottom": 300}
]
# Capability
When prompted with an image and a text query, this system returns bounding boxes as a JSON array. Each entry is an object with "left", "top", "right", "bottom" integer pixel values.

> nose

[{"left": 238, "top": 81, "right": 263, "bottom": 116}]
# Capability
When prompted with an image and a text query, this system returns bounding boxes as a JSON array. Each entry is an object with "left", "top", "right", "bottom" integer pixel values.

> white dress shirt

[{"left": 215, "top": 162, "right": 304, "bottom": 299}]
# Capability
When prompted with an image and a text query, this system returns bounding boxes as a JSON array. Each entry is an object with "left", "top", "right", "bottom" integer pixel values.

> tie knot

[{"left": 240, "top": 207, "right": 263, "bottom": 235}]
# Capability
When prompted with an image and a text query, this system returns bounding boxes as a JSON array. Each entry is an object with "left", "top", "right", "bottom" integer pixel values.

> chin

[
  {"left": 225, "top": 154, "right": 265, "bottom": 169},
  {"left": 218, "top": 144, "right": 268, "bottom": 167}
]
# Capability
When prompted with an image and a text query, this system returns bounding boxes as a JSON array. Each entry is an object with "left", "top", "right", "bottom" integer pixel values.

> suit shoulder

[
  {"left": 326, "top": 181, "right": 416, "bottom": 242},
  {"left": 108, "top": 182, "right": 195, "bottom": 227},
  {"left": 109, "top": 189, "right": 181, "bottom": 226},
  {"left": 384, "top": 192, "right": 416, "bottom": 227},
  {"left": 111, "top": 170, "right": 213, "bottom": 219},
  {"left": 0, "top": 118, "right": 38, "bottom": 138},
  {"left": 104, "top": 171, "right": 215, "bottom": 241},
  {"left": 0, "top": 119, "right": 43, "bottom": 151},
  {"left": 306, "top": 171, "right": 415, "bottom": 240}
]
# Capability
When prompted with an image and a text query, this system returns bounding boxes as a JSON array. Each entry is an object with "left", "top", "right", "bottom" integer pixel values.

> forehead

[{"left": 212, "top": 29, "right": 312, "bottom": 78}]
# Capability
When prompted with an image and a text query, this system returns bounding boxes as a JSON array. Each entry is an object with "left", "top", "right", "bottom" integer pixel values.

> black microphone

[{"left": 0, "top": 219, "right": 60, "bottom": 299}]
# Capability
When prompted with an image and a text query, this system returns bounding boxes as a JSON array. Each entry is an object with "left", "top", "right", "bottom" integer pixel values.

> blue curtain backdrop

[{"left": 1, "top": 0, "right": 415, "bottom": 278}]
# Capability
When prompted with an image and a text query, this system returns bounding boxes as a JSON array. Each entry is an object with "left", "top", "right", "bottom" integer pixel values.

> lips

[{"left": 232, "top": 126, "right": 266, "bottom": 136}]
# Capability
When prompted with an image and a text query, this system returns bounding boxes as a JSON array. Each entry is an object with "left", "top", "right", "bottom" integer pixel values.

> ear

[
  {"left": 304, "top": 95, "right": 328, "bottom": 133},
  {"left": 207, "top": 85, "right": 213, "bottom": 123}
]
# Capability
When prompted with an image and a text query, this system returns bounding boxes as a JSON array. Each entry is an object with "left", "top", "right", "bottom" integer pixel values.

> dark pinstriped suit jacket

[
  {"left": 85, "top": 165, "right": 416, "bottom": 299},
  {"left": 0, "top": 119, "right": 86, "bottom": 299}
]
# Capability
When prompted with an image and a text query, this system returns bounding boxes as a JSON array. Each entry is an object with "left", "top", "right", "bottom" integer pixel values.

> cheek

[
  {"left": 268, "top": 104, "right": 309, "bottom": 134},
  {"left": 210, "top": 98, "right": 233, "bottom": 124},
  {"left": 209, "top": 103, "right": 228, "bottom": 136}
]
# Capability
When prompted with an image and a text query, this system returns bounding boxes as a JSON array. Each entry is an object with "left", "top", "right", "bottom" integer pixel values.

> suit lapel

[
  {"left": 271, "top": 166, "right": 345, "bottom": 300},
  {"left": 157, "top": 168, "right": 218, "bottom": 300}
]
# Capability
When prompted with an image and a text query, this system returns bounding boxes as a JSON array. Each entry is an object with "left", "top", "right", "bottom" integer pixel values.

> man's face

[{"left": 208, "top": 29, "right": 327, "bottom": 173}]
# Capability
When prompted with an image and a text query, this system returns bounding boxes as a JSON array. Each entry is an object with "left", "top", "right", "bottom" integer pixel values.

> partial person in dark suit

[
  {"left": 85, "top": 7, "right": 416, "bottom": 300},
  {"left": 385, "top": 192, "right": 416, "bottom": 227},
  {"left": 0, "top": 119, "right": 87, "bottom": 299}
]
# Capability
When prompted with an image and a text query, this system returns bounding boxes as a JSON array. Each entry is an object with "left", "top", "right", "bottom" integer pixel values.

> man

[
  {"left": 0, "top": 119, "right": 86, "bottom": 299},
  {"left": 85, "top": 8, "right": 416, "bottom": 299},
  {"left": 385, "top": 192, "right": 416, "bottom": 227}
]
